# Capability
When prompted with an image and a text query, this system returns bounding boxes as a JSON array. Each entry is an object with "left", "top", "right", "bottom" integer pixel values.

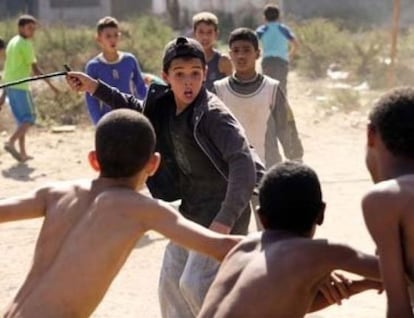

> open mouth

[{"left": 184, "top": 90, "right": 193, "bottom": 99}]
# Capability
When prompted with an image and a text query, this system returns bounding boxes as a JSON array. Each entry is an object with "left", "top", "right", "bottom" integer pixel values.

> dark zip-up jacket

[{"left": 93, "top": 81, "right": 265, "bottom": 229}]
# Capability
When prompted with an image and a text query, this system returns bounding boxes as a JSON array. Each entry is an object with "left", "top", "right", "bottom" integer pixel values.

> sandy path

[{"left": 0, "top": 73, "right": 385, "bottom": 317}]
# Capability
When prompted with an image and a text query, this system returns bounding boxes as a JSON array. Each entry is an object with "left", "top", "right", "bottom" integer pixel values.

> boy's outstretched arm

[
  {"left": 0, "top": 187, "right": 48, "bottom": 223},
  {"left": 310, "top": 273, "right": 382, "bottom": 312},
  {"left": 66, "top": 72, "right": 143, "bottom": 112},
  {"left": 144, "top": 199, "right": 242, "bottom": 261},
  {"left": 363, "top": 189, "right": 413, "bottom": 318}
]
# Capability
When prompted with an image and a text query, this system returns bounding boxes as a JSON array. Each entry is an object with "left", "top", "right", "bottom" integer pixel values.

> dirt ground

[{"left": 0, "top": 73, "right": 386, "bottom": 317}]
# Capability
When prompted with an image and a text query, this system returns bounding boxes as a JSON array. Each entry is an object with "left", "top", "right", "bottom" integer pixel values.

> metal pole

[{"left": 388, "top": 0, "right": 400, "bottom": 88}]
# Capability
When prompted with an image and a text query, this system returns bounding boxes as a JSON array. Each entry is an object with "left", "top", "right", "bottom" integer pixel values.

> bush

[
  {"left": 119, "top": 15, "right": 174, "bottom": 75},
  {"left": 33, "top": 82, "right": 87, "bottom": 126},
  {"left": 35, "top": 25, "right": 96, "bottom": 73},
  {"left": 294, "top": 19, "right": 353, "bottom": 78}
]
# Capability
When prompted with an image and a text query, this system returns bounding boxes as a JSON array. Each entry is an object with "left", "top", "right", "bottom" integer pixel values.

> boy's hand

[
  {"left": 66, "top": 72, "right": 98, "bottom": 94},
  {"left": 319, "top": 272, "right": 352, "bottom": 305}
]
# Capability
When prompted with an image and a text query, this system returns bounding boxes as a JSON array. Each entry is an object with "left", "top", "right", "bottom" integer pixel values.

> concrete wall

[
  {"left": 37, "top": 0, "right": 111, "bottom": 25},
  {"left": 284, "top": 0, "right": 414, "bottom": 27},
  {"left": 177, "top": 0, "right": 269, "bottom": 13}
]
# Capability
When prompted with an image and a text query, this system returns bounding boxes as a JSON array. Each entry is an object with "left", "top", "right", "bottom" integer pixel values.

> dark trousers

[{"left": 261, "top": 56, "right": 289, "bottom": 95}]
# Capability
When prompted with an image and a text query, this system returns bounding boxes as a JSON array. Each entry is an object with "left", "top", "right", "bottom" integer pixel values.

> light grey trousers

[{"left": 158, "top": 242, "right": 220, "bottom": 318}]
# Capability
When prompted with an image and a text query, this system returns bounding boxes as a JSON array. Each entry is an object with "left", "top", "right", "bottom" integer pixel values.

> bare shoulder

[
  {"left": 362, "top": 178, "right": 413, "bottom": 222},
  {"left": 225, "top": 232, "right": 262, "bottom": 257},
  {"left": 266, "top": 238, "right": 359, "bottom": 269},
  {"left": 103, "top": 193, "right": 177, "bottom": 226},
  {"left": 23, "top": 179, "right": 92, "bottom": 201},
  {"left": 218, "top": 54, "right": 233, "bottom": 75},
  {"left": 219, "top": 232, "right": 263, "bottom": 273}
]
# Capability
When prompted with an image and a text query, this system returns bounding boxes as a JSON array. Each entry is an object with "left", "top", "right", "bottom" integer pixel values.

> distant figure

[
  {"left": 214, "top": 28, "right": 303, "bottom": 167},
  {"left": 192, "top": 12, "right": 232, "bottom": 91},
  {"left": 362, "top": 87, "right": 414, "bottom": 317},
  {"left": 214, "top": 27, "right": 303, "bottom": 230},
  {"left": 256, "top": 4, "right": 299, "bottom": 95},
  {"left": 85, "top": 16, "right": 147, "bottom": 125},
  {"left": 2, "top": 15, "right": 59, "bottom": 162},
  {"left": 1, "top": 109, "right": 241, "bottom": 317},
  {"left": 199, "top": 161, "right": 382, "bottom": 318}
]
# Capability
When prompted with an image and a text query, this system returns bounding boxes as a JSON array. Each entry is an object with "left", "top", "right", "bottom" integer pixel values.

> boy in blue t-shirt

[
  {"left": 256, "top": 4, "right": 299, "bottom": 95},
  {"left": 85, "top": 16, "right": 147, "bottom": 125}
]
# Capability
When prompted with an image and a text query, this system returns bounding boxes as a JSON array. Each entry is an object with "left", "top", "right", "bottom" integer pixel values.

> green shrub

[
  {"left": 34, "top": 84, "right": 87, "bottom": 126},
  {"left": 294, "top": 19, "right": 353, "bottom": 78},
  {"left": 119, "top": 15, "right": 174, "bottom": 75},
  {"left": 330, "top": 88, "right": 361, "bottom": 113},
  {"left": 35, "top": 25, "right": 96, "bottom": 73}
]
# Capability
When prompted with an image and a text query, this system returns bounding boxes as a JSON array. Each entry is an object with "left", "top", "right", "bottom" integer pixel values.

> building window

[{"left": 50, "top": 0, "right": 100, "bottom": 8}]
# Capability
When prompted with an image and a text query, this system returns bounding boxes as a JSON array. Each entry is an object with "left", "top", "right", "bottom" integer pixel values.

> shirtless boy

[
  {"left": 199, "top": 161, "right": 382, "bottom": 318},
  {"left": 362, "top": 87, "right": 414, "bottom": 317},
  {"left": 1, "top": 109, "right": 240, "bottom": 318}
]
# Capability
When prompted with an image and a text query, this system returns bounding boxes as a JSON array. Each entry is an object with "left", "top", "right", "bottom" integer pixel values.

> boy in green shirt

[{"left": 3, "top": 15, "right": 58, "bottom": 162}]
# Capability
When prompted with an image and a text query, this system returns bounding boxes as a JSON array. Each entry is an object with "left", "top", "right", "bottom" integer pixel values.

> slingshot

[{"left": 0, "top": 65, "right": 71, "bottom": 89}]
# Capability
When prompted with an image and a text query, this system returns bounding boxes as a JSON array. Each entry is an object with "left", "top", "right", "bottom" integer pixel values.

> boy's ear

[
  {"left": 88, "top": 150, "right": 100, "bottom": 172},
  {"left": 161, "top": 72, "right": 169, "bottom": 85},
  {"left": 316, "top": 202, "right": 326, "bottom": 225},
  {"left": 257, "top": 208, "right": 269, "bottom": 229},
  {"left": 256, "top": 48, "right": 261, "bottom": 60},
  {"left": 145, "top": 152, "right": 161, "bottom": 177}
]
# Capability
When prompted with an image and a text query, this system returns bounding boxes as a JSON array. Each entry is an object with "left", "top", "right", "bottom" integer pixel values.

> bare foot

[
  {"left": 20, "top": 155, "right": 34, "bottom": 162},
  {"left": 4, "top": 143, "right": 22, "bottom": 162}
]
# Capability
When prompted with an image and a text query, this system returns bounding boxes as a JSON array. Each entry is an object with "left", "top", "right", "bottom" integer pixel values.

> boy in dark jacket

[{"left": 67, "top": 36, "right": 264, "bottom": 318}]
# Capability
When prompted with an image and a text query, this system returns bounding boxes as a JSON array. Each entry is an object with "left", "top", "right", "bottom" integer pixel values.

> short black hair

[
  {"left": 162, "top": 37, "right": 206, "bottom": 73},
  {"left": 0, "top": 38, "right": 5, "bottom": 50},
  {"left": 369, "top": 87, "right": 414, "bottom": 159},
  {"left": 228, "top": 27, "right": 259, "bottom": 51},
  {"left": 258, "top": 162, "right": 324, "bottom": 234},
  {"left": 18, "top": 14, "right": 37, "bottom": 27},
  {"left": 95, "top": 109, "right": 156, "bottom": 178},
  {"left": 264, "top": 4, "right": 280, "bottom": 21}
]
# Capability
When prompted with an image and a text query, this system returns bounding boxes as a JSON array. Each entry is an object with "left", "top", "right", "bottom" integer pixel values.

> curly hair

[{"left": 369, "top": 87, "right": 414, "bottom": 159}]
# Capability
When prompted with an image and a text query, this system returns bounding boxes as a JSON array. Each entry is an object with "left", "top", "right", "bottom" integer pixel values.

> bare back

[
  {"left": 5, "top": 180, "right": 150, "bottom": 318},
  {"left": 363, "top": 174, "right": 414, "bottom": 314},
  {"left": 395, "top": 176, "right": 414, "bottom": 280},
  {"left": 199, "top": 231, "right": 335, "bottom": 318}
]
